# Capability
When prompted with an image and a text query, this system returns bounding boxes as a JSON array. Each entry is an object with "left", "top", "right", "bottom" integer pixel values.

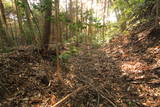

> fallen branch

[
  {"left": 52, "top": 85, "right": 88, "bottom": 107},
  {"left": 77, "top": 72, "right": 117, "bottom": 107},
  {"left": 86, "top": 82, "right": 117, "bottom": 107}
]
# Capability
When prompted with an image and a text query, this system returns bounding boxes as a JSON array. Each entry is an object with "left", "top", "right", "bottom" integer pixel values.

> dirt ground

[{"left": 0, "top": 27, "right": 160, "bottom": 107}]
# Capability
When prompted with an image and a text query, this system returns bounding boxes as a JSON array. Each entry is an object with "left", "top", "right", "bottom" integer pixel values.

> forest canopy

[{"left": 0, "top": 0, "right": 159, "bottom": 51}]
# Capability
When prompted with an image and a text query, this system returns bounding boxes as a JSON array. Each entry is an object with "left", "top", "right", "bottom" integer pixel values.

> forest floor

[{"left": 0, "top": 27, "right": 160, "bottom": 107}]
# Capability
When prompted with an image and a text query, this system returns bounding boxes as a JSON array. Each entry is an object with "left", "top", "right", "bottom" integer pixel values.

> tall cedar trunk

[
  {"left": 0, "top": 0, "right": 11, "bottom": 46},
  {"left": 0, "top": 18, "right": 8, "bottom": 44},
  {"left": 69, "top": 0, "right": 73, "bottom": 38},
  {"left": 102, "top": 0, "right": 107, "bottom": 42},
  {"left": 59, "top": 21, "right": 62, "bottom": 44},
  {"left": 155, "top": 0, "right": 159, "bottom": 27},
  {"left": 80, "top": 0, "right": 83, "bottom": 32},
  {"left": 26, "top": 3, "right": 42, "bottom": 38},
  {"left": 75, "top": 0, "right": 79, "bottom": 45},
  {"left": 22, "top": 0, "right": 34, "bottom": 38},
  {"left": 55, "top": 0, "right": 63, "bottom": 83},
  {"left": 85, "top": 7, "right": 88, "bottom": 43},
  {"left": 9, "top": 24, "right": 14, "bottom": 41},
  {"left": 65, "top": 0, "right": 69, "bottom": 40},
  {"left": 51, "top": 23, "right": 55, "bottom": 43},
  {"left": 41, "top": 0, "right": 52, "bottom": 50},
  {"left": 14, "top": 0, "right": 25, "bottom": 38},
  {"left": 0, "top": 0, "right": 8, "bottom": 28},
  {"left": 55, "top": 0, "right": 60, "bottom": 43},
  {"left": 88, "top": 0, "right": 94, "bottom": 44}
]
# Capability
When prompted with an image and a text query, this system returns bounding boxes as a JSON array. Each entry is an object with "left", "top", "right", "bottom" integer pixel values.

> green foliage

[
  {"left": 94, "top": 18, "right": 103, "bottom": 29},
  {"left": 83, "top": 9, "right": 94, "bottom": 21},
  {"left": 33, "top": 0, "right": 53, "bottom": 12},
  {"left": 1, "top": 0, "right": 158, "bottom": 50},
  {"left": 50, "top": 45, "right": 79, "bottom": 63},
  {"left": 91, "top": 22, "right": 120, "bottom": 47},
  {"left": 112, "top": 0, "right": 155, "bottom": 31},
  {"left": 3, "top": 0, "right": 14, "bottom": 14},
  {"left": 51, "top": 55, "right": 57, "bottom": 63},
  {"left": 59, "top": 51, "right": 71, "bottom": 61},
  {"left": 69, "top": 21, "right": 85, "bottom": 31},
  {"left": 23, "top": 23, "right": 35, "bottom": 45},
  {"left": 59, "top": 12, "right": 71, "bottom": 23},
  {"left": 59, "top": 46, "right": 79, "bottom": 61},
  {"left": 0, "top": 47, "right": 13, "bottom": 53},
  {"left": 15, "top": 1, "right": 25, "bottom": 8},
  {"left": 77, "top": 33, "right": 86, "bottom": 43}
]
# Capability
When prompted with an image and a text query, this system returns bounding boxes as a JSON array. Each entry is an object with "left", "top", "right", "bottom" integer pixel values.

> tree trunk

[
  {"left": 0, "top": 0, "right": 11, "bottom": 46},
  {"left": 80, "top": 0, "right": 83, "bottom": 32},
  {"left": 69, "top": 0, "right": 73, "bottom": 38},
  {"left": 55, "top": 0, "right": 60, "bottom": 43},
  {"left": 102, "top": 0, "right": 107, "bottom": 42},
  {"left": 65, "top": 0, "right": 69, "bottom": 40},
  {"left": 55, "top": 0, "right": 63, "bottom": 83},
  {"left": 155, "top": 0, "right": 159, "bottom": 27},
  {"left": 22, "top": 0, "right": 35, "bottom": 40},
  {"left": 75, "top": 0, "right": 79, "bottom": 45},
  {"left": 41, "top": 0, "right": 52, "bottom": 50},
  {"left": 14, "top": 0, "right": 25, "bottom": 38},
  {"left": 88, "top": 0, "right": 94, "bottom": 44},
  {"left": 0, "top": 0, "right": 8, "bottom": 28},
  {"left": 0, "top": 18, "right": 8, "bottom": 46}
]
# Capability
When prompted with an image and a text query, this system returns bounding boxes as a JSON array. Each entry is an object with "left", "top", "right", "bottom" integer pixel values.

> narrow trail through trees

[{"left": 0, "top": 27, "right": 160, "bottom": 106}]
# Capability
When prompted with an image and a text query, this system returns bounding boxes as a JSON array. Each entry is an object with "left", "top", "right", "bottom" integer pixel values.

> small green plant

[
  {"left": 59, "top": 46, "right": 79, "bottom": 62},
  {"left": 0, "top": 47, "right": 13, "bottom": 53},
  {"left": 59, "top": 51, "right": 71, "bottom": 61},
  {"left": 51, "top": 55, "right": 57, "bottom": 63}
]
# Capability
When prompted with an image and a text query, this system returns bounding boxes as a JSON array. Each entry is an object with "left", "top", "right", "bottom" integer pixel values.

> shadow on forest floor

[{"left": 0, "top": 27, "right": 160, "bottom": 107}]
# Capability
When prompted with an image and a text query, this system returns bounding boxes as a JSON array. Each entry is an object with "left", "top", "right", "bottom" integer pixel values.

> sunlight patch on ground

[
  {"left": 121, "top": 61, "right": 150, "bottom": 75},
  {"left": 138, "top": 84, "right": 160, "bottom": 107}
]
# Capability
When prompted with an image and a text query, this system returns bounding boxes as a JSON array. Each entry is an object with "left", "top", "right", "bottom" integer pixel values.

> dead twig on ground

[
  {"left": 52, "top": 85, "right": 88, "bottom": 107},
  {"left": 77, "top": 72, "right": 117, "bottom": 107}
]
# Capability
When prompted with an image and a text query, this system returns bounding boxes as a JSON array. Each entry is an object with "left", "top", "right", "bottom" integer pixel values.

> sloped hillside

[{"left": 65, "top": 26, "right": 160, "bottom": 107}]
